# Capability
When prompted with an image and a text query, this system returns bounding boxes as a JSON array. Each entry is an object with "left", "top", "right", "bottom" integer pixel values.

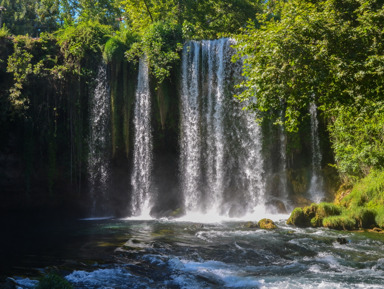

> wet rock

[
  {"left": 258, "top": 218, "right": 277, "bottom": 229},
  {"left": 336, "top": 237, "right": 348, "bottom": 245},
  {"left": 241, "top": 221, "right": 258, "bottom": 229},
  {"left": 3, "top": 277, "right": 17, "bottom": 289},
  {"left": 187, "top": 224, "right": 204, "bottom": 231},
  {"left": 266, "top": 199, "right": 288, "bottom": 214}
]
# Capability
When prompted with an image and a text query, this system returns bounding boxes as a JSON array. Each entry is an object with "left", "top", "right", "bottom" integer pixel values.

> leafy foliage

[
  {"left": 329, "top": 102, "right": 384, "bottom": 180},
  {"left": 56, "top": 20, "right": 112, "bottom": 73},
  {"left": 234, "top": 0, "right": 384, "bottom": 181},
  {"left": 126, "top": 21, "right": 183, "bottom": 84},
  {"left": 103, "top": 27, "right": 139, "bottom": 63},
  {"left": 234, "top": 0, "right": 384, "bottom": 131},
  {"left": 119, "top": 0, "right": 263, "bottom": 39},
  {"left": 0, "top": 0, "right": 60, "bottom": 35}
]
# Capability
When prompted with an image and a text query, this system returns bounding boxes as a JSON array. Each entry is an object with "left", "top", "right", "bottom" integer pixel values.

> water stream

[{"left": 4, "top": 218, "right": 384, "bottom": 289}]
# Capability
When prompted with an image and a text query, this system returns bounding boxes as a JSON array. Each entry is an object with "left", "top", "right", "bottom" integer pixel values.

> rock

[
  {"left": 287, "top": 205, "right": 318, "bottom": 227},
  {"left": 3, "top": 277, "right": 17, "bottom": 289},
  {"left": 241, "top": 221, "right": 258, "bottom": 229},
  {"left": 266, "top": 199, "right": 288, "bottom": 214},
  {"left": 336, "top": 237, "right": 348, "bottom": 245},
  {"left": 187, "top": 224, "right": 204, "bottom": 231},
  {"left": 291, "top": 194, "right": 312, "bottom": 207},
  {"left": 372, "top": 227, "right": 383, "bottom": 233},
  {"left": 258, "top": 218, "right": 277, "bottom": 229}
]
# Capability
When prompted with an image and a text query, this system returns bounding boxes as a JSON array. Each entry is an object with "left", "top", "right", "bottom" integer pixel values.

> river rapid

[{"left": 2, "top": 216, "right": 384, "bottom": 289}]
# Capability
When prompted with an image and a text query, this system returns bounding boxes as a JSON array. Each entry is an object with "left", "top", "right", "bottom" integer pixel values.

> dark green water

[{"left": 2, "top": 216, "right": 384, "bottom": 288}]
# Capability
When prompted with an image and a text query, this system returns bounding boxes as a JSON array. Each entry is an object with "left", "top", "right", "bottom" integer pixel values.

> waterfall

[
  {"left": 87, "top": 64, "right": 111, "bottom": 216},
  {"left": 309, "top": 102, "right": 324, "bottom": 202},
  {"left": 180, "top": 39, "right": 266, "bottom": 218},
  {"left": 130, "top": 58, "right": 153, "bottom": 217},
  {"left": 180, "top": 41, "right": 202, "bottom": 212}
]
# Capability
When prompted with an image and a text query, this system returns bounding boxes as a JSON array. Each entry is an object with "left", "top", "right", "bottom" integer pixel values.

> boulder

[
  {"left": 258, "top": 218, "right": 277, "bottom": 229},
  {"left": 287, "top": 204, "right": 318, "bottom": 227}
]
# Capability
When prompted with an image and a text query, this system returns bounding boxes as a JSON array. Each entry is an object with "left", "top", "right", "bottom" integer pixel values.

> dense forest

[{"left": 0, "top": 0, "right": 383, "bottom": 229}]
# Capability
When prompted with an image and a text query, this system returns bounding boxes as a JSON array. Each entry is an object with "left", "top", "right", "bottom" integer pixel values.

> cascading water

[
  {"left": 278, "top": 113, "right": 289, "bottom": 204},
  {"left": 130, "top": 58, "right": 153, "bottom": 217},
  {"left": 87, "top": 64, "right": 111, "bottom": 216},
  {"left": 180, "top": 39, "right": 266, "bottom": 218},
  {"left": 180, "top": 41, "right": 202, "bottom": 212},
  {"left": 309, "top": 102, "right": 324, "bottom": 202}
]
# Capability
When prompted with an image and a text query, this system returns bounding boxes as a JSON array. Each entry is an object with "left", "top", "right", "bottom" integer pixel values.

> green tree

[
  {"left": 234, "top": 0, "right": 384, "bottom": 129},
  {"left": 0, "top": 0, "right": 60, "bottom": 35},
  {"left": 76, "top": 0, "right": 122, "bottom": 27},
  {"left": 119, "top": 0, "right": 263, "bottom": 38},
  {"left": 234, "top": 0, "right": 384, "bottom": 178}
]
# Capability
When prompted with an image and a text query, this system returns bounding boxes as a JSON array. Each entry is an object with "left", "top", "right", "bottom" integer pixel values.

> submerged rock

[
  {"left": 186, "top": 224, "right": 204, "bottom": 231},
  {"left": 241, "top": 221, "right": 258, "bottom": 229},
  {"left": 258, "top": 218, "right": 277, "bottom": 229}
]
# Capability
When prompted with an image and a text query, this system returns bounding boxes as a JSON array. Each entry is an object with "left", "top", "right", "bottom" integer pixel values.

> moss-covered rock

[
  {"left": 287, "top": 203, "right": 342, "bottom": 228},
  {"left": 311, "top": 202, "right": 342, "bottom": 227},
  {"left": 287, "top": 207, "right": 307, "bottom": 227},
  {"left": 323, "top": 215, "right": 356, "bottom": 230},
  {"left": 348, "top": 208, "right": 376, "bottom": 229},
  {"left": 258, "top": 218, "right": 277, "bottom": 229}
]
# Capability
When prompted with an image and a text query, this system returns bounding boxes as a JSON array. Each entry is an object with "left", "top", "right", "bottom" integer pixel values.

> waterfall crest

[{"left": 130, "top": 58, "right": 153, "bottom": 217}]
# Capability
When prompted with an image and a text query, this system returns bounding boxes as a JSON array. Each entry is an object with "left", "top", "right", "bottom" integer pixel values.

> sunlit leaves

[{"left": 234, "top": 0, "right": 384, "bottom": 132}]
